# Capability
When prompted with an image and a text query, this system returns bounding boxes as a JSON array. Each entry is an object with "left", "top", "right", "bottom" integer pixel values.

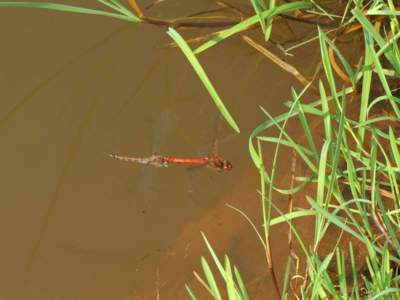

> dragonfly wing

[{"left": 134, "top": 109, "right": 177, "bottom": 206}]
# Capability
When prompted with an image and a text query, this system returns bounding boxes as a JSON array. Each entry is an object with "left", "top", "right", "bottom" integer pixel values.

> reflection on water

[{"left": 0, "top": 2, "right": 320, "bottom": 299}]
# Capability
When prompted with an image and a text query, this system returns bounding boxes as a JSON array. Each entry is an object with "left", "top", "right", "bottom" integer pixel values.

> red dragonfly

[
  {"left": 109, "top": 153, "right": 232, "bottom": 172},
  {"left": 111, "top": 110, "right": 232, "bottom": 172}
]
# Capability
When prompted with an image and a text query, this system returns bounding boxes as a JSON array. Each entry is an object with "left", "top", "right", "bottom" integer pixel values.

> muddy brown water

[{"left": 0, "top": 2, "right": 321, "bottom": 299}]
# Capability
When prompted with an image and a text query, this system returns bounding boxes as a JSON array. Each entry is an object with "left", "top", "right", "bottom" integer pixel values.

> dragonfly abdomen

[
  {"left": 109, "top": 154, "right": 145, "bottom": 164},
  {"left": 162, "top": 156, "right": 210, "bottom": 165}
]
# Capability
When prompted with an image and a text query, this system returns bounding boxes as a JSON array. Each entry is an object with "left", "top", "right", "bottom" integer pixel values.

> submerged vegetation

[{"left": 3, "top": 0, "right": 400, "bottom": 298}]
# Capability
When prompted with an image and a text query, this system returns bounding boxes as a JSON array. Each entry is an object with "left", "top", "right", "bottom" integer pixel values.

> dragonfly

[
  {"left": 110, "top": 110, "right": 232, "bottom": 172},
  {"left": 109, "top": 153, "right": 232, "bottom": 171}
]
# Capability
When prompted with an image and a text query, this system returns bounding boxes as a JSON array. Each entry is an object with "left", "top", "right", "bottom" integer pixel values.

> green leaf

[
  {"left": 352, "top": 7, "right": 400, "bottom": 75},
  {"left": 167, "top": 27, "right": 240, "bottom": 133},
  {"left": 185, "top": 284, "right": 199, "bottom": 300},
  {"left": 201, "top": 232, "right": 226, "bottom": 280},
  {"left": 250, "top": 0, "right": 266, "bottom": 35},
  {"left": 269, "top": 210, "right": 315, "bottom": 226},
  {"left": 234, "top": 267, "right": 250, "bottom": 300},
  {"left": 318, "top": 27, "right": 338, "bottom": 102},
  {"left": 201, "top": 257, "right": 223, "bottom": 300},
  {"left": 194, "top": 1, "right": 311, "bottom": 54},
  {"left": 307, "top": 196, "right": 365, "bottom": 242},
  {"left": 0, "top": 1, "right": 140, "bottom": 22},
  {"left": 389, "top": 127, "right": 400, "bottom": 169},
  {"left": 224, "top": 256, "right": 238, "bottom": 300}
]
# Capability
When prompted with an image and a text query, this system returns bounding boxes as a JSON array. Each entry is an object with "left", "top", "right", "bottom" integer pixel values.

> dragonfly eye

[{"left": 223, "top": 161, "right": 233, "bottom": 171}]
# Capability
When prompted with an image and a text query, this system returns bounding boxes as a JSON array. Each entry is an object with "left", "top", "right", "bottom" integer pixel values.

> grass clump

[
  {"left": 244, "top": 2, "right": 400, "bottom": 299},
  {"left": 186, "top": 1, "right": 400, "bottom": 299}
]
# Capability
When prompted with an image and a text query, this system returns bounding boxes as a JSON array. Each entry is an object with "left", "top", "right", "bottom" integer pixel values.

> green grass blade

[
  {"left": 310, "top": 252, "right": 334, "bottom": 299},
  {"left": 317, "top": 139, "right": 331, "bottom": 205},
  {"left": 269, "top": 200, "right": 311, "bottom": 260},
  {"left": 307, "top": 196, "right": 364, "bottom": 243},
  {"left": 282, "top": 257, "right": 292, "bottom": 300},
  {"left": 318, "top": 27, "right": 338, "bottom": 102},
  {"left": 194, "top": 1, "right": 311, "bottom": 54},
  {"left": 389, "top": 127, "right": 400, "bottom": 169},
  {"left": 319, "top": 81, "right": 332, "bottom": 143},
  {"left": 234, "top": 267, "right": 250, "bottom": 300},
  {"left": 358, "top": 32, "right": 373, "bottom": 148},
  {"left": 0, "top": 1, "right": 140, "bottom": 22},
  {"left": 257, "top": 136, "right": 314, "bottom": 156},
  {"left": 224, "top": 257, "right": 238, "bottom": 300},
  {"left": 167, "top": 27, "right": 240, "bottom": 133},
  {"left": 325, "top": 93, "right": 346, "bottom": 204},
  {"left": 336, "top": 250, "right": 348, "bottom": 300},
  {"left": 371, "top": 288, "right": 400, "bottom": 300},
  {"left": 98, "top": 0, "right": 137, "bottom": 19},
  {"left": 273, "top": 177, "right": 312, "bottom": 195},
  {"left": 95, "top": 0, "right": 125, "bottom": 15},
  {"left": 250, "top": 0, "right": 266, "bottom": 35},
  {"left": 269, "top": 210, "right": 315, "bottom": 226},
  {"left": 295, "top": 101, "right": 319, "bottom": 160},
  {"left": 352, "top": 7, "right": 400, "bottom": 74},
  {"left": 349, "top": 243, "right": 361, "bottom": 300},
  {"left": 314, "top": 139, "right": 330, "bottom": 245},
  {"left": 107, "top": 0, "right": 133, "bottom": 15},
  {"left": 259, "top": 106, "right": 318, "bottom": 173},
  {"left": 264, "top": 0, "right": 275, "bottom": 41},
  {"left": 201, "top": 257, "right": 223, "bottom": 300},
  {"left": 376, "top": 192, "right": 400, "bottom": 257},
  {"left": 367, "top": 9, "right": 400, "bottom": 16},
  {"left": 201, "top": 232, "right": 226, "bottom": 280},
  {"left": 226, "top": 203, "right": 266, "bottom": 248},
  {"left": 367, "top": 33, "right": 400, "bottom": 118},
  {"left": 319, "top": 29, "right": 355, "bottom": 86},
  {"left": 186, "top": 284, "right": 199, "bottom": 300}
]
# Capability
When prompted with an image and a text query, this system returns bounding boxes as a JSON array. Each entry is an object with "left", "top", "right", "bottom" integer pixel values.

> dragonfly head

[{"left": 218, "top": 160, "right": 233, "bottom": 171}]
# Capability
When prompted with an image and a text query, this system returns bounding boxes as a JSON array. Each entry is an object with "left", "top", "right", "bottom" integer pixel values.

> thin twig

[
  {"left": 265, "top": 242, "right": 282, "bottom": 299},
  {"left": 242, "top": 35, "right": 318, "bottom": 92},
  {"left": 127, "top": 0, "right": 144, "bottom": 18},
  {"left": 290, "top": 274, "right": 305, "bottom": 300},
  {"left": 341, "top": 180, "right": 394, "bottom": 200},
  {"left": 128, "top": 0, "right": 240, "bottom": 28},
  {"left": 143, "top": 15, "right": 240, "bottom": 28},
  {"left": 155, "top": 268, "right": 161, "bottom": 300},
  {"left": 371, "top": 209, "right": 397, "bottom": 252},
  {"left": 186, "top": 8, "right": 229, "bottom": 18},
  {"left": 131, "top": 1, "right": 329, "bottom": 30},
  {"left": 281, "top": 13, "right": 337, "bottom": 27},
  {"left": 216, "top": 1, "right": 246, "bottom": 20},
  {"left": 288, "top": 149, "right": 297, "bottom": 248},
  {"left": 145, "top": 0, "right": 166, "bottom": 10},
  {"left": 193, "top": 271, "right": 214, "bottom": 296},
  {"left": 167, "top": 31, "right": 221, "bottom": 47},
  {"left": 328, "top": 38, "right": 352, "bottom": 84},
  {"left": 288, "top": 150, "right": 301, "bottom": 294}
]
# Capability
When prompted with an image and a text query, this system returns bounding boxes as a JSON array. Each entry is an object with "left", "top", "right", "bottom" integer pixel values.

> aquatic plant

[
  {"left": 182, "top": 1, "right": 400, "bottom": 299},
  {"left": 244, "top": 1, "right": 400, "bottom": 299}
]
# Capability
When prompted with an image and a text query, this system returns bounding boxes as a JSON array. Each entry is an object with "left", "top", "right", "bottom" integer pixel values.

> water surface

[{"left": 0, "top": 2, "right": 320, "bottom": 299}]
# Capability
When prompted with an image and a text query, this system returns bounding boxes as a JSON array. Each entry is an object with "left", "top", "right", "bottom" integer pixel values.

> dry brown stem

[{"left": 241, "top": 35, "right": 318, "bottom": 92}]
